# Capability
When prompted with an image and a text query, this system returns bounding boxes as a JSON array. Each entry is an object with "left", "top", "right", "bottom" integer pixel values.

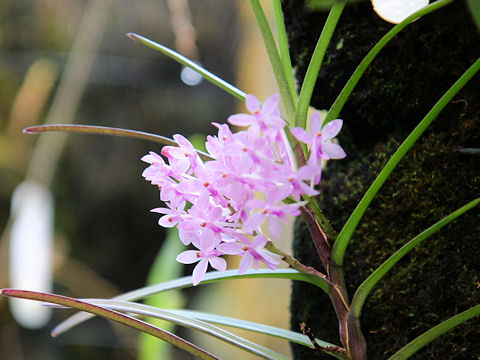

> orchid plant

[{"left": 2, "top": 1, "right": 480, "bottom": 359}]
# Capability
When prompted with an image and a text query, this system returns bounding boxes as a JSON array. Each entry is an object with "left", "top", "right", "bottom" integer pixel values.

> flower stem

[{"left": 265, "top": 241, "right": 331, "bottom": 294}]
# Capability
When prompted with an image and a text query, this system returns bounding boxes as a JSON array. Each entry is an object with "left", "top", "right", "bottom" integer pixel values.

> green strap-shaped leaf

[
  {"left": 52, "top": 269, "right": 329, "bottom": 337},
  {"left": 331, "top": 57, "right": 480, "bottom": 266},
  {"left": 169, "top": 309, "right": 349, "bottom": 360},
  {"left": 350, "top": 198, "right": 480, "bottom": 319},
  {"left": 127, "top": 33, "right": 247, "bottom": 101},
  {"left": 295, "top": 0, "right": 346, "bottom": 129},
  {"left": 0, "top": 289, "right": 218, "bottom": 360},
  {"left": 306, "top": 0, "right": 364, "bottom": 10},
  {"left": 23, "top": 124, "right": 213, "bottom": 161},
  {"left": 466, "top": 0, "right": 480, "bottom": 31},
  {"left": 388, "top": 304, "right": 480, "bottom": 360},
  {"left": 250, "top": 0, "right": 296, "bottom": 125},
  {"left": 81, "top": 300, "right": 290, "bottom": 360},
  {"left": 273, "top": 0, "right": 297, "bottom": 106}
]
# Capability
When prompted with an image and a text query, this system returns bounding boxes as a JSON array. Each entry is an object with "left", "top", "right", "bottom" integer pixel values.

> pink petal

[
  {"left": 167, "top": 146, "right": 190, "bottom": 159},
  {"left": 192, "top": 259, "right": 208, "bottom": 285},
  {"left": 238, "top": 253, "right": 253, "bottom": 274},
  {"left": 198, "top": 229, "right": 221, "bottom": 251},
  {"left": 262, "top": 94, "right": 279, "bottom": 114},
  {"left": 268, "top": 186, "right": 291, "bottom": 204},
  {"left": 242, "top": 212, "right": 266, "bottom": 233},
  {"left": 176, "top": 250, "right": 200, "bottom": 264},
  {"left": 268, "top": 216, "right": 282, "bottom": 239},
  {"left": 322, "top": 142, "right": 346, "bottom": 159},
  {"left": 296, "top": 165, "right": 317, "bottom": 179},
  {"left": 246, "top": 94, "right": 260, "bottom": 113},
  {"left": 267, "top": 115, "right": 286, "bottom": 128},
  {"left": 309, "top": 112, "right": 322, "bottom": 134},
  {"left": 209, "top": 256, "right": 227, "bottom": 272},
  {"left": 217, "top": 242, "right": 243, "bottom": 255},
  {"left": 178, "top": 221, "right": 200, "bottom": 232},
  {"left": 179, "top": 228, "right": 196, "bottom": 245},
  {"left": 171, "top": 159, "right": 190, "bottom": 175},
  {"left": 173, "top": 134, "right": 194, "bottom": 150},
  {"left": 141, "top": 152, "right": 163, "bottom": 164},
  {"left": 246, "top": 198, "right": 265, "bottom": 210},
  {"left": 259, "top": 250, "right": 280, "bottom": 269},
  {"left": 228, "top": 114, "right": 254, "bottom": 127},
  {"left": 158, "top": 214, "right": 178, "bottom": 228},
  {"left": 151, "top": 207, "right": 170, "bottom": 214},
  {"left": 196, "top": 191, "right": 210, "bottom": 212},
  {"left": 252, "top": 234, "right": 268, "bottom": 248},
  {"left": 290, "top": 127, "right": 312, "bottom": 144},
  {"left": 322, "top": 119, "right": 343, "bottom": 140}
]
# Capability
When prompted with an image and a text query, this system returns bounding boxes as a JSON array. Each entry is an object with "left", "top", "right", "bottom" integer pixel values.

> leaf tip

[
  {"left": 126, "top": 32, "right": 139, "bottom": 41},
  {"left": 0, "top": 288, "right": 16, "bottom": 297}
]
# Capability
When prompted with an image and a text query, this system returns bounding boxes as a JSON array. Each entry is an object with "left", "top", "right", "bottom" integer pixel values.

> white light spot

[
  {"left": 371, "top": 0, "right": 429, "bottom": 24},
  {"left": 9, "top": 180, "right": 54, "bottom": 329},
  {"left": 180, "top": 66, "right": 203, "bottom": 86}
]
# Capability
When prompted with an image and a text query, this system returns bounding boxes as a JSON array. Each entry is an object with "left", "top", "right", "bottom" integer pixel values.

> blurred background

[{"left": 0, "top": 0, "right": 293, "bottom": 359}]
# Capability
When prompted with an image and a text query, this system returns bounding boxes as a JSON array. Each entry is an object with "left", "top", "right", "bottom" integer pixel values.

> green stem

[
  {"left": 127, "top": 33, "right": 246, "bottom": 101},
  {"left": 324, "top": 0, "right": 454, "bottom": 124},
  {"left": 301, "top": 204, "right": 332, "bottom": 271},
  {"left": 249, "top": 0, "right": 296, "bottom": 125},
  {"left": 350, "top": 198, "right": 480, "bottom": 319},
  {"left": 388, "top": 304, "right": 480, "bottom": 360},
  {"left": 265, "top": 241, "right": 331, "bottom": 293},
  {"left": 303, "top": 195, "right": 338, "bottom": 241},
  {"left": 331, "top": 57, "right": 480, "bottom": 266},
  {"left": 295, "top": 0, "right": 346, "bottom": 129}
]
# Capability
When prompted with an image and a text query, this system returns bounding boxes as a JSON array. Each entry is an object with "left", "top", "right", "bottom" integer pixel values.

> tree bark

[{"left": 283, "top": 1, "right": 480, "bottom": 359}]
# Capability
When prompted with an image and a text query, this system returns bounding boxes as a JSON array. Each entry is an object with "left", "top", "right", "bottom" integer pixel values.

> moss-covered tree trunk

[{"left": 283, "top": 1, "right": 480, "bottom": 359}]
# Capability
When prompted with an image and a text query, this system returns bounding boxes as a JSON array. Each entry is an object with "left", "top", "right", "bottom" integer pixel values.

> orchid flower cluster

[{"left": 141, "top": 94, "right": 346, "bottom": 285}]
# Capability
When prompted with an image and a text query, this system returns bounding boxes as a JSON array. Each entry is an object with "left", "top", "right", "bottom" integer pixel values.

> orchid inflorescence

[{"left": 142, "top": 93, "right": 346, "bottom": 285}]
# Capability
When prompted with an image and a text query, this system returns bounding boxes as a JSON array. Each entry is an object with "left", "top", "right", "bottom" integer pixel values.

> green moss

[
  {"left": 284, "top": 0, "right": 480, "bottom": 358},
  {"left": 292, "top": 119, "right": 480, "bottom": 359}
]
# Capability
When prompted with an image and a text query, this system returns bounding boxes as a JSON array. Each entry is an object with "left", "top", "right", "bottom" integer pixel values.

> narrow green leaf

[
  {"left": 52, "top": 269, "right": 327, "bottom": 337},
  {"left": 324, "top": 0, "right": 454, "bottom": 124},
  {"left": 306, "top": 0, "right": 364, "bottom": 10},
  {"left": 350, "top": 198, "right": 480, "bottom": 319},
  {"left": 388, "top": 304, "right": 480, "bottom": 360},
  {"left": 273, "top": 0, "right": 297, "bottom": 104},
  {"left": 295, "top": 0, "right": 346, "bottom": 129},
  {"left": 331, "top": 57, "right": 480, "bottom": 266},
  {"left": 80, "top": 300, "right": 289, "bottom": 360},
  {"left": 249, "top": 0, "right": 296, "bottom": 125},
  {"left": 169, "top": 309, "right": 348, "bottom": 360},
  {"left": 466, "top": 0, "right": 480, "bottom": 31},
  {"left": 0, "top": 289, "right": 218, "bottom": 360},
  {"left": 23, "top": 124, "right": 213, "bottom": 161},
  {"left": 127, "top": 33, "right": 247, "bottom": 100}
]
